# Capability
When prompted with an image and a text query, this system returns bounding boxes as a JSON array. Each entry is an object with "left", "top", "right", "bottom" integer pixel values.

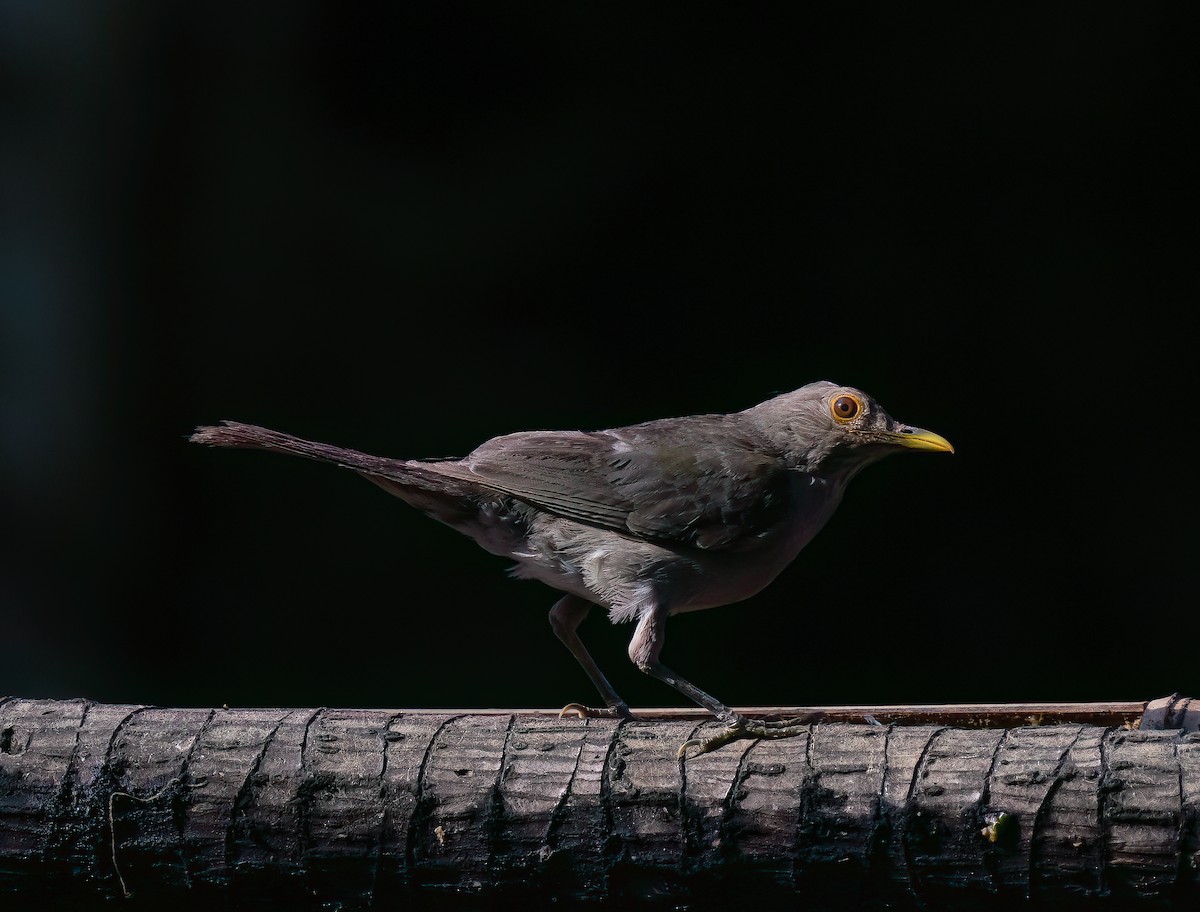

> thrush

[{"left": 191, "top": 381, "right": 952, "bottom": 755}]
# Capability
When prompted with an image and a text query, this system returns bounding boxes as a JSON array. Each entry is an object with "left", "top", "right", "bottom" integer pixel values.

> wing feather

[{"left": 425, "top": 416, "right": 789, "bottom": 550}]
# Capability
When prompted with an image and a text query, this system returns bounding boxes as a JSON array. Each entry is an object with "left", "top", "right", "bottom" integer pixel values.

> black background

[{"left": 3, "top": 5, "right": 1197, "bottom": 713}]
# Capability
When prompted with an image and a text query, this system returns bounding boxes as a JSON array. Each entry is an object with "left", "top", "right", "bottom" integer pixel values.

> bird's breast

[
  {"left": 668, "top": 473, "right": 845, "bottom": 614},
  {"left": 439, "top": 472, "right": 847, "bottom": 621}
]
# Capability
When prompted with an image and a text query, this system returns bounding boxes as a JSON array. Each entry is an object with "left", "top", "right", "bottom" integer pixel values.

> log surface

[{"left": 1, "top": 697, "right": 1198, "bottom": 909}]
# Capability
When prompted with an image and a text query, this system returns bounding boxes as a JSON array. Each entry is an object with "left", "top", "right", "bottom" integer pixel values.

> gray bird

[{"left": 191, "top": 381, "right": 952, "bottom": 755}]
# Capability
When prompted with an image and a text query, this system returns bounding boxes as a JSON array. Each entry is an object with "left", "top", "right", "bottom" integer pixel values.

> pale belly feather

[{"left": 498, "top": 473, "right": 847, "bottom": 621}]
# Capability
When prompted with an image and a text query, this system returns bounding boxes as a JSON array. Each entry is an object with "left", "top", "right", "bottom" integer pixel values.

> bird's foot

[
  {"left": 677, "top": 713, "right": 820, "bottom": 759},
  {"left": 558, "top": 702, "right": 632, "bottom": 721}
]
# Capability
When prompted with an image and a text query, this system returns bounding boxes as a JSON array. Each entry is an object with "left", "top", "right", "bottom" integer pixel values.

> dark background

[{"left": 3, "top": 5, "right": 1196, "bottom": 713}]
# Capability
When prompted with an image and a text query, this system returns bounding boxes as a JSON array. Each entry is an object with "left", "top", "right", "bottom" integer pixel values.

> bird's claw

[
  {"left": 677, "top": 714, "right": 818, "bottom": 759},
  {"left": 558, "top": 702, "right": 631, "bottom": 720}
]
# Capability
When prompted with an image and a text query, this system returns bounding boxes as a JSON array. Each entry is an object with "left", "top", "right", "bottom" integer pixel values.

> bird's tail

[{"left": 189, "top": 421, "right": 413, "bottom": 478}]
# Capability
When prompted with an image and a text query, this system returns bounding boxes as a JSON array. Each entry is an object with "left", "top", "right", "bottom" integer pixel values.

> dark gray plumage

[{"left": 191, "top": 380, "right": 952, "bottom": 755}]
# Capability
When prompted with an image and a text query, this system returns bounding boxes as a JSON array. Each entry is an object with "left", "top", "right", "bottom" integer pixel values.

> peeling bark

[{"left": 0, "top": 698, "right": 1197, "bottom": 909}]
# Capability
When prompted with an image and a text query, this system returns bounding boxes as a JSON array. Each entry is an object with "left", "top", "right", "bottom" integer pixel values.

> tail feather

[
  {"left": 189, "top": 421, "right": 414, "bottom": 478},
  {"left": 192, "top": 421, "right": 484, "bottom": 522}
]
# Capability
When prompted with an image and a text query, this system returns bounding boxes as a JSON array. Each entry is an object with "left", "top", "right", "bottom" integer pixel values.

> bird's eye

[{"left": 831, "top": 395, "right": 861, "bottom": 422}]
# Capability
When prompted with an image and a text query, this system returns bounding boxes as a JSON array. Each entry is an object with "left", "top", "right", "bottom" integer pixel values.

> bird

[{"left": 190, "top": 381, "right": 953, "bottom": 755}]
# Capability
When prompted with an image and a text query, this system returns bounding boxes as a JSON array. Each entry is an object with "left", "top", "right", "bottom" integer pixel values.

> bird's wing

[{"left": 425, "top": 416, "right": 791, "bottom": 550}]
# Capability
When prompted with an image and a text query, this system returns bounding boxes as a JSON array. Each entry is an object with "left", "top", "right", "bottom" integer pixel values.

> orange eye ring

[{"left": 831, "top": 395, "right": 861, "bottom": 422}]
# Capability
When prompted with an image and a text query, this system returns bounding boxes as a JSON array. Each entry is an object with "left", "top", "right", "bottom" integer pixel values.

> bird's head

[{"left": 744, "top": 380, "right": 954, "bottom": 478}]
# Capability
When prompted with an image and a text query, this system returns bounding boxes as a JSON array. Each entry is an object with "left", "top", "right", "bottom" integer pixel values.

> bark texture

[{"left": 1, "top": 697, "right": 1198, "bottom": 909}]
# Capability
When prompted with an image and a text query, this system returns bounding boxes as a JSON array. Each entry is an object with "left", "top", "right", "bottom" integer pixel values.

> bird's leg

[
  {"left": 550, "top": 595, "right": 631, "bottom": 720},
  {"left": 626, "top": 610, "right": 813, "bottom": 758},
  {"left": 626, "top": 609, "right": 739, "bottom": 722}
]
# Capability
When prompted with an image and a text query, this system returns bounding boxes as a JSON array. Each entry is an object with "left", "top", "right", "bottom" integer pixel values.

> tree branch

[{"left": 0, "top": 697, "right": 1196, "bottom": 909}]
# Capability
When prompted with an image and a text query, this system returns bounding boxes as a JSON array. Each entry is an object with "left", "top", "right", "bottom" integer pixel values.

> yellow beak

[{"left": 888, "top": 426, "right": 955, "bottom": 453}]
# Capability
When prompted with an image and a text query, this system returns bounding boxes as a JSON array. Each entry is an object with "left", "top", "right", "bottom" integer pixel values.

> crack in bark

[
  {"left": 723, "top": 733, "right": 765, "bottom": 869},
  {"left": 106, "top": 707, "right": 216, "bottom": 898},
  {"left": 597, "top": 717, "right": 625, "bottom": 869},
  {"left": 404, "top": 713, "right": 463, "bottom": 880},
  {"left": 1027, "top": 724, "right": 1086, "bottom": 902},
  {"left": 486, "top": 714, "right": 518, "bottom": 878},
  {"left": 367, "top": 710, "right": 408, "bottom": 908},
  {"left": 98, "top": 705, "right": 149, "bottom": 892},
  {"left": 716, "top": 733, "right": 759, "bottom": 868},
  {"left": 57, "top": 700, "right": 92, "bottom": 802},
  {"left": 543, "top": 717, "right": 590, "bottom": 853},
  {"left": 43, "top": 699, "right": 92, "bottom": 867},
  {"left": 294, "top": 707, "right": 327, "bottom": 862},
  {"left": 1173, "top": 732, "right": 1188, "bottom": 895},
  {"left": 1096, "top": 726, "right": 1116, "bottom": 898},
  {"left": 900, "top": 726, "right": 947, "bottom": 910},
  {"left": 174, "top": 708, "right": 216, "bottom": 890},
  {"left": 676, "top": 719, "right": 706, "bottom": 868},
  {"left": 979, "top": 727, "right": 1010, "bottom": 894},
  {"left": 792, "top": 723, "right": 814, "bottom": 889},
  {"left": 102, "top": 706, "right": 149, "bottom": 780},
  {"left": 865, "top": 723, "right": 893, "bottom": 861},
  {"left": 223, "top": 709, "right": 293, "bottom": 880}
]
